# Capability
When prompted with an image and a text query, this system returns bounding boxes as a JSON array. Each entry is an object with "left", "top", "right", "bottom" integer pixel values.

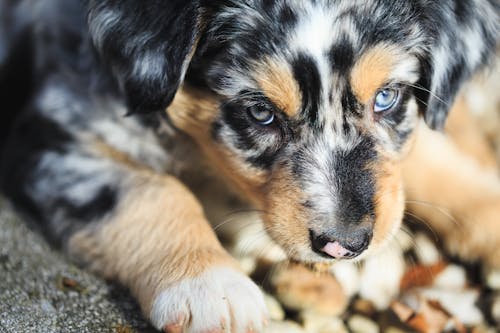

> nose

[{"left": 309, "top": 227, "right": 372, "bottom": 259}]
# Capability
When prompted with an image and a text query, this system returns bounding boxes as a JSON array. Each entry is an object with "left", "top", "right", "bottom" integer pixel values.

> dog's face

[{"left": 87, "top": 0, "right": 499, "bottom": 263}]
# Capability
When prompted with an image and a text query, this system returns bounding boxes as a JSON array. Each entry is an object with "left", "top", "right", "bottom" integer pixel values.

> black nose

[{"left": 309, "top": 228, "right": 372, "bottom": 259}]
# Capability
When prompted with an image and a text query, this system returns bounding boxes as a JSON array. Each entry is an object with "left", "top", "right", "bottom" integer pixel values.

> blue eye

[
  {"left": 374, "top": 88, "right": 399, "bottom": 113},
  {"left": 247, "top": 105, "right": 275, "bottom": 125}
]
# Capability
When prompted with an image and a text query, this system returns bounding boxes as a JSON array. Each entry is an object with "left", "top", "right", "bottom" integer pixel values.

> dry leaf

[
  {"left": 400, "top": 262, "right": 447, "bottom": 291},
  {"left": 56, "top": 275, "right": 87, "bottom": 293},
  {"left": 391, "top": 296, "right": 467, "bottom": 333}
]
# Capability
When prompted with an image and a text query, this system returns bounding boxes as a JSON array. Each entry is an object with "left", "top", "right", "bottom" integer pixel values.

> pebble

[
  {"left": 352, "top": 299, "right": 376, "bottom": 317},
  {"left": 264, "top": 292, "right": 285, "bottom": 321},
  {"left": 384, "top": 327, "right": 407, "bottom": 333},
  {"left": 347, "top": 315, "right": 379, "bottom": 333},
  {"left": 491, "top": 295, "right": 500, "bottom": 323},
  {"left": 486, "top": 268, "right": 500, "bottom": 290},
  {"left": 395, "top": 226, "right": 414, "bottom": 252},
  {"left": 433, "top": 264, "right": 467, "bottom": 290},
  {"left": 238, "top": 256, "right": 257, "bottom": 275},
  {"left": 265, "top": 320, "right": 306, "bottom": 333},
  {"left": 472, "top": 325, "right": 498, "bottom": 333},
  {"left": 301, "top": 311, "right": 348, "bottom": 333},
  {"left": 404, "top": 288, "right": 483, "bottom": 325},
  {"left": 39, "top": 299, "right": 56, "bottom": 314},
  {"left": 414, "top": 233, "right": 441, "bottom": 265}
]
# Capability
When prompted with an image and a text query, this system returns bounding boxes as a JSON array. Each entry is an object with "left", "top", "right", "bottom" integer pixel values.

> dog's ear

[
  {"left": 87, "top": 0, "right": 201, "bottom": 114},
  {"left": 418, "top": 2, "right": 499, "bottom": 130}
]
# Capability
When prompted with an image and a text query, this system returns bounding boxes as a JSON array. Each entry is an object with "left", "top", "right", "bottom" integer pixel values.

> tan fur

[
  {"left": 468, "top": 58, "right": 500, "bottom": 161},
  {"left": 403, "top": 115, "right": 500, "bottom": 267},
  {"left": 68, "top": 171, "right": 238, "bottom": 315},
  {"left": 350, "top": 44, "right": 403, "bottom": 104},
  {"left": 168, "top": 87, "right": 408, "bottom": 262},
  {"left": 370, "top": 157, "right": 405, "bottom": 251},
  {"left": 168, "top": 87, "right": 268, "bottom": 205},
  {"left": 167, "top": 86, "right": 220, "bottom": 139},
  {"left": 444, "top": 95, "right": 498, "bottom": 169},
  {"left": 92, "top": 140, "right": 147, "bottom": 171},
  {"left": 255, "top": 58, "right": 302, "bottom": 118},
  {"left": 262, "top": 165, "right": 312, "bottom": 260}
]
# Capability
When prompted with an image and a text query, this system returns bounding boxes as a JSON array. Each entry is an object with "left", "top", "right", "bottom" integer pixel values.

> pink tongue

[{"left": 322, "top": 241, "right": 350, "bottom": 259}]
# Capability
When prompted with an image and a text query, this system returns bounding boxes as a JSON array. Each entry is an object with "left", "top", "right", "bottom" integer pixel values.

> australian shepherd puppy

[{"left": 0, "top": 0, "right": 499, "bottom": 332}]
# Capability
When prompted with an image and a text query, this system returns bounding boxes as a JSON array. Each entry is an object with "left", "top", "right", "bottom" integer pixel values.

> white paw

[{"left": 150, "top": 267, "right": 268, "bottom": 333}]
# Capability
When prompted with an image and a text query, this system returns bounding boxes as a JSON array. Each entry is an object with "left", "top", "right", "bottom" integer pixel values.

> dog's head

[{"left": 87, "top": 0, "right": 499, "bottom": 263}]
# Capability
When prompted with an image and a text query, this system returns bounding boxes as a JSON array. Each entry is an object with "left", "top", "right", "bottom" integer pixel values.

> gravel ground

[{"left": 0, "top": 199, "right": 156, "bottom": 333}]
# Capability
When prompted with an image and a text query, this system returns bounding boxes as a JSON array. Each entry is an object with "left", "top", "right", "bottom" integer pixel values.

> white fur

[
  {"left": 359, "top": 240, "right": 405, "bottom": 310},
  {"left": 329, "top": 261, "right": 360, "bottom": 298},
  {"left": 150, "top": 267, "right": 268, "bottom": 333},
  {"left": 132, "top": 50, "right": 166, "bottom": 81},
  {"left": 32, "top": 151, "right": 118, "bottom": 207},
  {"left": 90, "top": 116, "right": 169, "bottom": 172},
  {"left": 430, "top": 42, "right": 451, "bottom": 99},
  {"left": 290, "top": 3, "right": 334, "bottom": 123},
  {"left": 292, "top": 4, "right": 333, "bottom": 63},
  {"left": 462, "top": 24, "right": 484, "bottom": 70},
  {"left": 88, "top": 8, "right": 122, "bottom": 51},
  {"left": 37, "top": 85, "right": 84, "bottom": 124}
]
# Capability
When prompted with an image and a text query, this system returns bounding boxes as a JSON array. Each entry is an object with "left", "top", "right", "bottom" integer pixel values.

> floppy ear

[
  {"left": 418, "top": 1, "right": 499, "bottom": 130},
  {"left": 87, "top": 0, "right": 201, "bottom": 114}
]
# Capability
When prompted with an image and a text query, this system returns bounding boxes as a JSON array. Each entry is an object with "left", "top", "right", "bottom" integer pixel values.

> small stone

[
  {"left": 348, "top": 315, "right": 379, "bottom": 333},
  {"left": 486, "top": 268, "right": 500, "bottom": 290},
  {"left": 414, "top": 233, "right": 441, "bottom": 265},
  {"left": 395, "top": 226, "right": 414, "bottom": 252},
  {"left": 237, "top": 256, "right": 257, "bottom": 275},
  {"left": 39, "top": 299, "right": 56, "bottom": 314},
  {"left": 433, "top": 264, "right": 467, "bottom": 290},
  {"left": 472, "top": 325, "right": 498, "bottom": 333},
  {"left": 491, "top": 295, "right": 500, "bottom": 323},
  {"left": 264, "top": 292, "right": 285, "bottom": 321},
  {"left": 352, "top": 299, "right": 376, "bottom": 317},
  {"left": 384, "top": 327, "right": 407, "bottom": 333},
  {"left": 301, "top": 311, "right": 348, "bottom": 333},
  {"left": 265, "top": 320, "right": 306, "bottom": 333},
  {"left": 405, "top": 288, "right": 483, "bottom": 325}
]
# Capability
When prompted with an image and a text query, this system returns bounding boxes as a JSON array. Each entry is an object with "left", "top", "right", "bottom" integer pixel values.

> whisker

[
  {"left": 401, "top": 82, "right": 449, "bottom": 108},
  {"left": 403, "top": 210, "right": 440, "bottom": 241},
  {"left": 212, "top": 209, "right": 266, "bottom": 232},
  {"left": 405, "top": 199, "right": 462, "bottom": 229}
]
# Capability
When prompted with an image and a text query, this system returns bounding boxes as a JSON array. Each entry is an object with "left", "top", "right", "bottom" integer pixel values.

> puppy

[{"left": 0, "top": 0, "right": 498, "bottom": 332}]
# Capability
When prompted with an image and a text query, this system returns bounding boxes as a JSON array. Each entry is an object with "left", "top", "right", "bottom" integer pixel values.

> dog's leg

[
  {"left": 70, "top": 168, "right": 267, "bottom": 332},
  {"left": 2, "top": 131, "right": 267, "bottom": 332},
  {"left": 403, "top": 97, "right": 500, "bottom": 268}
]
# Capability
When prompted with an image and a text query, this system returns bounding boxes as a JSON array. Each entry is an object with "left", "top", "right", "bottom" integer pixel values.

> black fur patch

[
  {"left": 56, "top": 185, "right": 117, "bottom": 222},
  {"left": 332, "top": 137, "right": 377, "bottom": 226},
  {"left": 292, "top": 53, "right": 322, "bottom": 128},
  {"left": 0, "top": 113, "right": 73, "bottom": 221},
  {"left": 87, "top": 0, "right": 202, "bottom": 114}
]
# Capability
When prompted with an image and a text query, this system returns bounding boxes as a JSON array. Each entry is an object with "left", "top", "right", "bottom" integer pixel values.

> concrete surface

[{"left": 0, "top": 199, "right": 157, "bottom": 333}]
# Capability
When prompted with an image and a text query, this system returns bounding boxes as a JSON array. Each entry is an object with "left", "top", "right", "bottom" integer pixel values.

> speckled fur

[{"left": 0, "top": 1, "right": 498, "bottom": 331}]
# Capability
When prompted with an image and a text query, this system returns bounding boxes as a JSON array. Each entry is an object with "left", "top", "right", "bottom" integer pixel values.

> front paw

[{"left": 150, "top": 267, "right": 268, "bottom": 333}]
